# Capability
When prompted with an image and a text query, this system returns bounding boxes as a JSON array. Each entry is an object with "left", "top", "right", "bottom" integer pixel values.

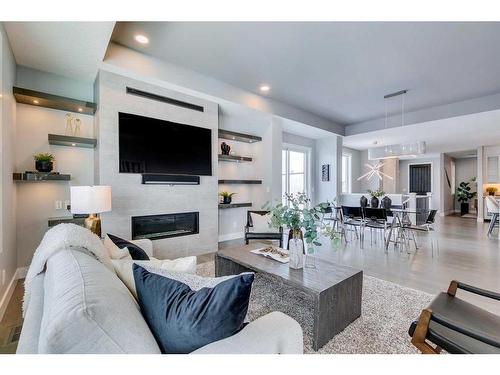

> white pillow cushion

[
  {"left": 250, "top": 212, "right": 272, "bottom": 232},
  {"left": 103, "top": 235, "right": 129, "bottom": 259},
  {"left": 112, "top": 256, "right": 197, "bottom": 298},
  {"left": 103, "top": 235, "right": 154, "bottom": 259}
]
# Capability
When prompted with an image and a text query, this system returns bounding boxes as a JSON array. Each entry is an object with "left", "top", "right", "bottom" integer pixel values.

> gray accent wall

[{"left": 95, "top": 70, "right": 219, "bottom": 259}]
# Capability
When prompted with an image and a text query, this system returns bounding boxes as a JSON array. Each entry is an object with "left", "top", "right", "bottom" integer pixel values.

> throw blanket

[{"left": 23, "top": 223, "right": 114, "bottom": 315}]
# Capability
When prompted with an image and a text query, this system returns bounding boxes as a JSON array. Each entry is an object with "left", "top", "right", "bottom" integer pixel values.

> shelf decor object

[
  {"left": 218, "top": 129, "right": 262, "bottom": 143},
  {"left": 218, "top": 179, "right": 262, "bottom": 185},
  {"left": 218, "top": 202, "right": 252, "bottom": 209},
  {"left": 48, "top": 134, "right": 97, "bottom": 149},
  {"left": 13, "top": 87, "right": 96, "bottom": 115},
  {"left": 218, "top": 154, "right": 252, "bottom": 163},
  {"left": 13, "top": 172, "right": 71, "bottom": 182}
]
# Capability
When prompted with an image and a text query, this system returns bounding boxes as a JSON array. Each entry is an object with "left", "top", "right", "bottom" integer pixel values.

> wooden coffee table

[{"left": 216, "top": 243, "right": 363, "bottom": 350}]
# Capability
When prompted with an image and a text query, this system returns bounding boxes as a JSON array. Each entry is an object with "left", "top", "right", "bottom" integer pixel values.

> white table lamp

[{"left": 70, "top": 186, "right": 112, "bottom": 237}]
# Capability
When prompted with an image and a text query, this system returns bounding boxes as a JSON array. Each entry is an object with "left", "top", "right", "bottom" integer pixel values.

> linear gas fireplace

[{"left": 131, "top": 212, "right": 199, "bottom": 240}]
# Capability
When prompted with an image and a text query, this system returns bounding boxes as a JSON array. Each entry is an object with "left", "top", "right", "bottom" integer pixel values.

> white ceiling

[
  {"left": 112, "top": 22, "right": 500, "bottom": 126},
  {"left": 4, "top": 22, "right": 115, "bottom": 81},
  {"left": 343, "top": 109, "right": 500, "bottom": 155}
]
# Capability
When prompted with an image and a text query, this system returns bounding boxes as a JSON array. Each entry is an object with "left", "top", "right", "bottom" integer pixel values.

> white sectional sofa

[{"left": 17, "top": 238, "right": 303, "bottom": 354}]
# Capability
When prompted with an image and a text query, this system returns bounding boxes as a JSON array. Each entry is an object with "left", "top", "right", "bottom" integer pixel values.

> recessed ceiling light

[
  {"left": 71, "top": 143, "right": 76, "bottom": 147},
  {"left": 259, "top": 85, "right": 271, "bottom": 92},
  {"left": 78, "top": 107, "right": 83, "bottom": 112},
  {"left": 134, "top": 34, "right": 149, "bottom": 44},
  {"left": 33, "top": 99, "right": 39, "bottom": 104}
]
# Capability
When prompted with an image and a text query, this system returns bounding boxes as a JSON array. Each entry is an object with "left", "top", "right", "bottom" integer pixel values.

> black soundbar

[{"left": 142, "top": 174, "right": 200, "bottom": 185}]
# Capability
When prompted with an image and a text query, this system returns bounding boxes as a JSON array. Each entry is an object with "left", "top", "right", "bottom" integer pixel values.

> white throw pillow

[
  {"left": 112, "top": 256, "right": 197, "bottom": 298},
  {"left": 103, "top": 235, "right": 130, "bottom": 259},
  {"left": 250, "top": 212, "right": 272, "bottom": 232}
]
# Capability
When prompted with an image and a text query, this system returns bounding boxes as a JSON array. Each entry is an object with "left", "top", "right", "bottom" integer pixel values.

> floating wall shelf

[
  {"left": 218, "top": 154, "right": 252, "bottom": 163},
  {"left": 218, "top": 179, "right": 262, "bottom": 184},
  {"left": 218, "top": 129, "right": 262, "bottom": 143},
  {"left": 13, "top": 87, "right": 96, "bottom": 115},
  {"left": 218, "top": 203, "right": 252, "bottom": 209},
  {"left": 48, "top": 134, "right": 97, "bottom": 149},
  {"left": 13, "top": 172, "right": 71, "bottom": 182}
]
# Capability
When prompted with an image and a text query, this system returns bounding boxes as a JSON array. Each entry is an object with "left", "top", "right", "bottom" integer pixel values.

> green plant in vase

[
  {"left": 219, "top": 191, "right": 236, "bottom": 204},
  {"left": 33, "top": 153, "right": 55, "bottom": 173},
  {"left": 267, "top": 192, "right": 340, "bottom": 268}
]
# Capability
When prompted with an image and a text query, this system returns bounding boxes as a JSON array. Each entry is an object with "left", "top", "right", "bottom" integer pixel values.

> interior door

[{"left": 409, "top": 164, "right": 432, "bottom": 195}]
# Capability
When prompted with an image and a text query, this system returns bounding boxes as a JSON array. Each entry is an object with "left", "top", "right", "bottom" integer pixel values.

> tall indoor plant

[
  {"left": 268, "top": 193, "right": 339, "bottom": 269},
  {"left": 456, "top": 179, "right": 477, "bottom": 216}
]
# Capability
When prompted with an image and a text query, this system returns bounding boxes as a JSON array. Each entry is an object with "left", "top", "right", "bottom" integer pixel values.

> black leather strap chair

[
  {"left": 409, "top": 280, "right": 500, "bottom": 353},
  {"left": 244, "top": 210, "right": 283, "bottom": 247}
]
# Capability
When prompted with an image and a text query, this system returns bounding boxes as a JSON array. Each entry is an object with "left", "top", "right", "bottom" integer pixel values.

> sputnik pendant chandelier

[{"left": 357, "top": 162, "right": 394, "bottom": 181}]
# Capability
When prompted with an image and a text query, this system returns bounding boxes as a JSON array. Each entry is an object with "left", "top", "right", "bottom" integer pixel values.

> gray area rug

[{"left": 197, "top": 261, "right": 433, "bottom": 354}]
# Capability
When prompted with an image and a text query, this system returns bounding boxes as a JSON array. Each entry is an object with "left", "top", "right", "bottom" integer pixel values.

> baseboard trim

[
  {"left": 0, "top": 267, "right": 28, "bottom": 322},
  {"left": 218, "top": 232, "right": 244, "bottom": 242},
  {"left": 16, "top": 267, "right": 28, "bottom": 280},
  {"left": 0, "top": 272, "right": 17, "bottom": 323}
]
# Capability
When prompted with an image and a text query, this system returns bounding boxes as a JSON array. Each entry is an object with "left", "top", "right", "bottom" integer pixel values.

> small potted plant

[
  {"left": 367, "top": 188, "right": 385, "bottom": 208},
  {"left": 33, "top": 153, "right": 55, "bottom": 173},
  {"left": 219, "top": 191, "right": 236, "bottom": 204},
  {"left": 486, "top": 186, "right": 497, "bottom": 196}
]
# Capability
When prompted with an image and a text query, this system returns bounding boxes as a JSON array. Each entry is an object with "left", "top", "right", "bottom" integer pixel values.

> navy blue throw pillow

[
  {"left": 107, "top": 233, "right": 150, "bottom": 260},
  {"left": 133, "top": 264, "right": 254, "bottom": 354}
]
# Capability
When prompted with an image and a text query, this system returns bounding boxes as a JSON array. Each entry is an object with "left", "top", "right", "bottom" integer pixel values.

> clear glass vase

[
  {"left": 288, "top": 230, "right": 304, "bottom": 269},
  {"left": 305, "top": 243, "right": 316, "bottom": 269}
]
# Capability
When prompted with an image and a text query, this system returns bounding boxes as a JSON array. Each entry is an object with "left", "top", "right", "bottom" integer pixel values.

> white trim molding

[{"left": 0, "top": 267, "right": 26, "bottom": 322}]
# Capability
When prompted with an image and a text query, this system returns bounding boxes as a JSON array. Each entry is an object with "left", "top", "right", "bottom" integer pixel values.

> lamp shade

[{"left": 70, "top": 186, "right": 112, "bottom": 214}]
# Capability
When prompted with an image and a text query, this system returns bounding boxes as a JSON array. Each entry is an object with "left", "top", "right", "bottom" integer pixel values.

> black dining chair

[
  {"left": 363, "top": 207, "right": 388, "bottom": 246},
  {"left": 341, "top": 206, "right": 364, "bottom": 242},
  {"left": 403, "top": 209, "right": 439, "bottom": 256}
]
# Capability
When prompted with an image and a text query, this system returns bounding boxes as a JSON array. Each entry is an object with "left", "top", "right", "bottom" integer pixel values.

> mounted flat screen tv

[{"left": 119, "top": 112, "right": 212, "bottom": 176}]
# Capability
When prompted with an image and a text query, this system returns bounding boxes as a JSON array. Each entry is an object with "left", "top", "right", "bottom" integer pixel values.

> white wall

[
  {"left": 399, "top": 157, "right": 441, "bottom": 210},
  {"left": 0, "top": 23, "right": 17, "bottom": 318},
  {"left": 96, "top": 70, "right": 219, "bottom": 259},
  {"left": 15, "top": 104, "right": 94, "bottom": 267},
  {"left": 315, "top": 136, "right": 342, "bottom": 205}
]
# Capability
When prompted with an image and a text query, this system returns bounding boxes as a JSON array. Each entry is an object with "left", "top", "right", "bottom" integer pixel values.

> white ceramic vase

[{"left": 288, "top": 237, "right": 304, "bottom": 269}]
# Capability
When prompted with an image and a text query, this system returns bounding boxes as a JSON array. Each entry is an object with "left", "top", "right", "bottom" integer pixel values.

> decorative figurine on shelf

[
  {"left": 65, "top": 113, "right": 74, "bottom": 136},
  {"left": 74, "top": 118, "right": 82, "bottom": 137},
  {"left": 221, "top": 142, "right": 231, "bottom": 155},
  {"left": 221, "top": 142, "right": 229, "bottom": 155},
  {"left": 34, "top": 153, "right": 55, "bottom": 173}
]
